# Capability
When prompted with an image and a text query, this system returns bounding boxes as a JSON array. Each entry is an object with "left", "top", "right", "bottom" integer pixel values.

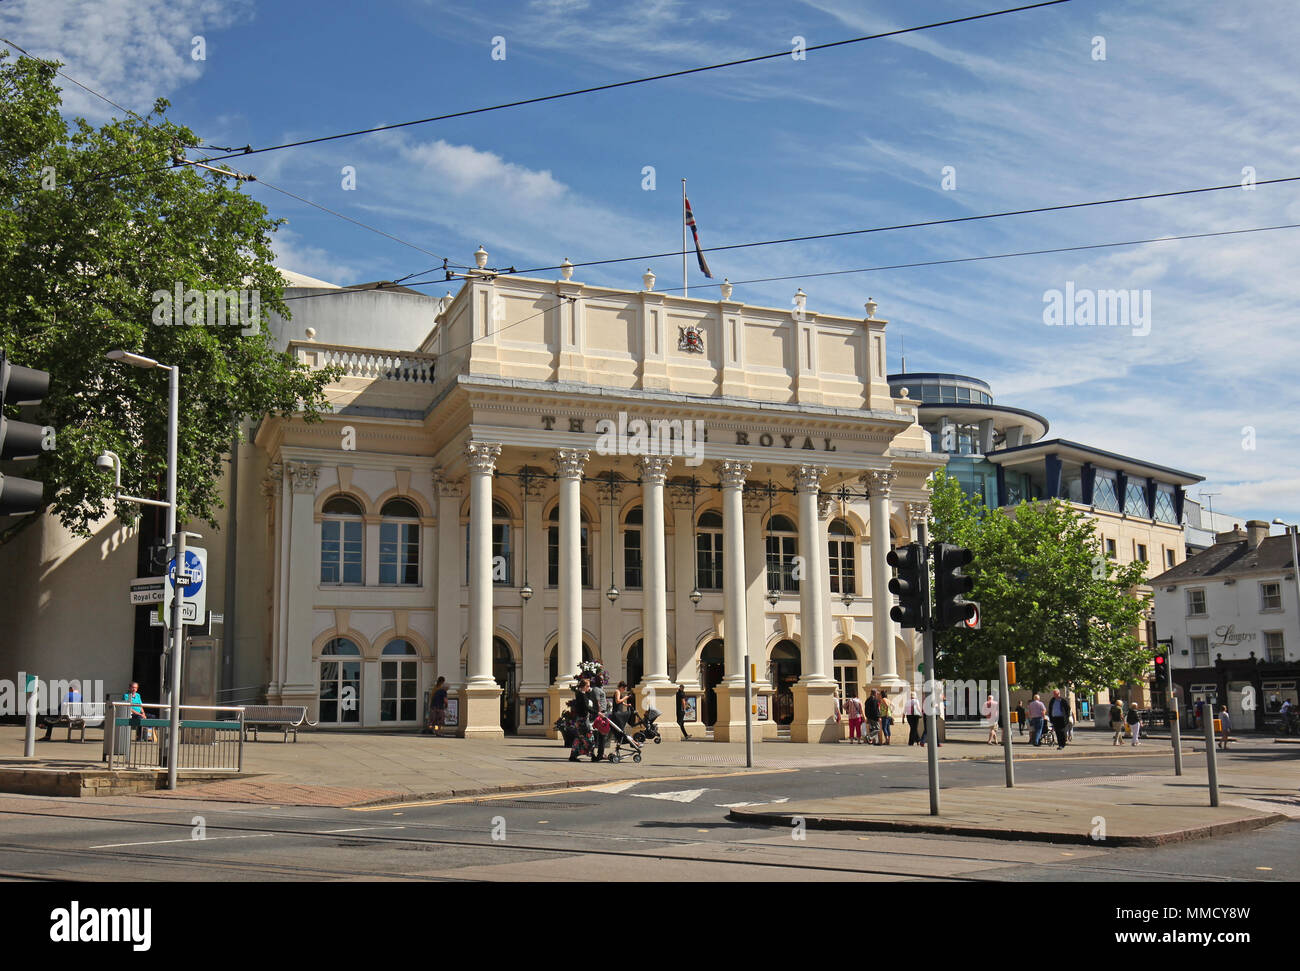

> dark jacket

[
  {"left": 865, "top": 695, "right": 880, "bottom": 720},
  {"left": 1047, "top": 695, "right": 1069, "bottom": 719}
]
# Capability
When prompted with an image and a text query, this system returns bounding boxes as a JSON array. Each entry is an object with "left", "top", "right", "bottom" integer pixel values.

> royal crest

[{"left": 678, "top": 324, "right": 704, "bottom": 353}]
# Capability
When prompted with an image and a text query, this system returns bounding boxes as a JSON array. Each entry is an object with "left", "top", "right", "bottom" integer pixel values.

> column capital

[
  {"left": 818, "top": 492, "right": 835, "bottom": 520},
  {"left": 595, "top": 475, "right": 624, "bottom": 504},
  {"left": 793, "top": 463, "right": 827, "bottom": 494},
  {"left": 286, "top": 462, "right": 319, "bottom": 494},
  {"left": 635, "top": 455, "right": 673, "bottom": 484},
  {"left": 464, "top": 441, "right": 502, "bottom": 475},
  {"left": 553, "top": 448, "right": 590, "bottom": 479},
  {"left": 715, "top": 460, "right": 752, "bottom": 490},
  {"left": 431, "top": 467, "right": 465, "bottom": 498},
  {"left": 906, "top": 501, "right": 930, "bottom": 525},
  {"left": 261, "top": 462, "right": 284, "bottom": 498},
  {"left": 860, "top": 468, "right": 897, "bottom": 497}
]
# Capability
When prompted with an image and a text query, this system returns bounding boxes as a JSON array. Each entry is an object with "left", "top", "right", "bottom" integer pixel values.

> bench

[
  {"left": 242, "top": 705, "right": 316, "bottom": 742},
  {"left": 42, "top": 702, "right": 106, "bottom": 742}
]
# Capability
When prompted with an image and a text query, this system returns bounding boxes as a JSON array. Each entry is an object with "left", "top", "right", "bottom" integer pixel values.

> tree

[
  {"left": 0, "top": 51, "right": 337, "bottom": 543},
  {"left": 927, "top": 469, "right": 1151, "bottom": 695}
]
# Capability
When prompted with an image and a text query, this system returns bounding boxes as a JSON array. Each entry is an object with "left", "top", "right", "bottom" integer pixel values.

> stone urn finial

[
  {"left": 560, "top": 257, "right": 574, "bottom": 280},
  {"left": 474, "top": 245, "right": 489, "bottom": 269},
  {"left": 865, "top": 298, "right": 878, "bottom": 319},
  {"left": 642, "top": 268, "right": 656, "bottom": 291},
  {"left": 720, "top": 278, "right": 733, "bottom": 300}
]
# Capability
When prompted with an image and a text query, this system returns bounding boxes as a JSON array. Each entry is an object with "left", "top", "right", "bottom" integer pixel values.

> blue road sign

[{"left": 168, "top": 549, "right": 205, "bottom": 598}]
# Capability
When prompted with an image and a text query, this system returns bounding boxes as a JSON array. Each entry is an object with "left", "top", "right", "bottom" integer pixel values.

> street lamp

[
  {"left": 105, "top": 349, "right": 184, "bottom": 792},
  {"left": 1272, "top": 519, "right": 1300, "bottom": 626}
]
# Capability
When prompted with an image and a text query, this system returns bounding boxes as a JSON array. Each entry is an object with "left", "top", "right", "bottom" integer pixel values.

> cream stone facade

[{"left": 251, "top": 268, "right": 944, "bottom": 739}]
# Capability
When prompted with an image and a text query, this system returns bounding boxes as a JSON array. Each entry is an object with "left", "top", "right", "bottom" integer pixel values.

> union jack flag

[{"left": 684, "top": 196, "right": 713, "bottom": 278}]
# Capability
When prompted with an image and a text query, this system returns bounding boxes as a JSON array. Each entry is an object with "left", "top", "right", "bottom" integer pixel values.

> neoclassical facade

[{"left": 253, "top": 261, "right": 944, "bottom": 740}]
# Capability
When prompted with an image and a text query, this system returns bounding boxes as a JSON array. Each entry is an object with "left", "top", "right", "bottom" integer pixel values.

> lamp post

[{"left": 104, "top": 350, "right": 185, "bottom": 791}]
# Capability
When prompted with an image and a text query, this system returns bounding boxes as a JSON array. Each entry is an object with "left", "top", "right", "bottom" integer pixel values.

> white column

[
  {"left": 555, "top": 449, "right": 589, "bottom": 686},
  {"left": 283, "top": 463, "right": 319, "bottom": 708},
  {"left": 717, "top": 460, "right": 751, "bottom": 684},
  {"left": 863, "top": 468, "right": 903, "bottom": 687},
  {"left": 794, "top": 465, "right": 831, "bottom": 684},
  {"left": 465, "top": 442, "right": 501, "bottom": 687},
  {"left": 637, "top": 456, "right": 672, "bottom": 686}
]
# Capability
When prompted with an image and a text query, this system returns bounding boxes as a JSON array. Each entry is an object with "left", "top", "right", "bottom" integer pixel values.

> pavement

[{"left": 3, "top": 723, "right": 1296, "bottom": 846}]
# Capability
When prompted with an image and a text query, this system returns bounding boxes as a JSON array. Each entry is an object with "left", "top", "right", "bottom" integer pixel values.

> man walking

[
  {"left": 982, "top": 693, "right": 1000, "bottom": 744},
  {"left": 904, "top": 692, "right": 922, "bottom": 745},
  {"left": 676, "top": 684, "right": 690, "bottom": 740},
  {"left": 1027, "top": 693, "right": 1046, "bottom": 746},
  {"left": 1047, "top": 689, "right": 1069, "bottom": 750}
]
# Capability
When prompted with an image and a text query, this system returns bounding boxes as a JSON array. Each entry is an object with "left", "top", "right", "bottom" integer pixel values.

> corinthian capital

[
  {"left": 714, "top": 460, "right": 752, "bottom": 490},
  {"left": 861, "top": 469, "right": 897, "bottom": 498},
  {"left": 906, "top": 501, "right": 930, "bottom": 525},
  {"left": 553, "top": 448, "right": 590, "bottom": 479},
  {"left": 286, "top": 462, "right": 319, "bottom": 494},
  {"left": 464, "top": 441, "right": 502, "bottom": 475},
  {"left": 793, "top": 464, "right": 827, "bottom": 494},
  {"left": 636, "top": 455, "right": 672, "bottom": 484}
]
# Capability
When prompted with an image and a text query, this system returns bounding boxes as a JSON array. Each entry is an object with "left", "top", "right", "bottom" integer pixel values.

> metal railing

[{"left": 106, "top": 702, "right": 244, "bottom": 772}]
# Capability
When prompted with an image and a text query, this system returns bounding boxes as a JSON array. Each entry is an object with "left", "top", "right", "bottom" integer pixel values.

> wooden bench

[
  {"left": 242, "top": 705, "right": 316, "bottom": 742},
  {"left": 42, "top": 702, "right": 106, "bottom": 742}
]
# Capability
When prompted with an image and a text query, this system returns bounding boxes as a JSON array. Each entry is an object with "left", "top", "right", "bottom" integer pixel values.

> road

[{"left": 0, "top": 750, "right": 1296, "bottom": 882}]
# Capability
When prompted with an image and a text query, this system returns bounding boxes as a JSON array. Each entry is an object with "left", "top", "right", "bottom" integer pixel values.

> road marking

[
  {"left": 631, "top": 788, "right": 708, "bottom": 803},
  {"left": 593, "top": 781, "right": 639, "bottom": 794},
  {"left": 318, "top": 827, "right": 406, "bottom": 834},
  {"left": 90, "top": 834, "right": 272, "bottom": 849},
  {"left": 349, "top": 768, "right": 796, "bottom": 811},
  {"left": 716, "top": 797, "right": 789, "bottom": 808}
]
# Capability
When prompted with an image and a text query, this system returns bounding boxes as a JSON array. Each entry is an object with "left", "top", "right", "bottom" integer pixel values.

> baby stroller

[
  {"left": 601, "top": 712, "right": 643, "bottom": 764},
  {"left": 632, "top": 708, "right": 663, "bottom": 745}
]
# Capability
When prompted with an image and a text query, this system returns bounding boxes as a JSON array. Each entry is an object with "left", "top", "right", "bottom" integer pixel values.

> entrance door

[
  {"left": 771, "top": 640, "right": 801, "bottom": 726},
  {"left": 701, "top": 639, "right": 723, "bottom": 728},
  {"left": 494, "top": 638, "right": 517, "bottom": 733}
]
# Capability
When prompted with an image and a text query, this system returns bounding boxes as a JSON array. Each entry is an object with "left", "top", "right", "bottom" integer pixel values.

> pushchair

[
  {"left": 600, "top": 712, "right": 643, "bottom": 764},
  {"left": 632, "top": 707, "right": 663, "bottom": 745}
]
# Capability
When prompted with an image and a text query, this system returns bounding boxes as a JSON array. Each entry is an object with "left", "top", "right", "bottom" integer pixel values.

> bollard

[{"left": 1203, "top": 702, "right": 1220, "bottom": 807}]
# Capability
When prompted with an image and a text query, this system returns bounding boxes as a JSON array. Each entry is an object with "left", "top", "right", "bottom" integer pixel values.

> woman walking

[
  {"left": 844, "top": 692, "right": 864, "bottom": 743},
  {"left": 1109, "top": 699, "right": 1125, "bottom": 745},
  {"left": 427, "top": 677, "right": 448, "bottom": 735},
  {"left": 879, "top": 693, "right": 893, "bottom": 744},
  {"left": 982, "top": 693, "right": 1000, "bottom": 744}
]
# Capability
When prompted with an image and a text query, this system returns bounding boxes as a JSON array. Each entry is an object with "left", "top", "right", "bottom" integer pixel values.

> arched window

[
  {"left": 626, "top": 639, "right": 644, "bottom": 689},
  {"left": 321, "top": 495, "right": 364, "bottom": 585},
  {"left": 696, "top": 510, "right": 724, "bottom": 590},
  {"left": 828, "top": 518, "right": 856, "bottom": 595},
  {"left": 766, "top": 514, "right": 799, "bottom": 594},
  {"left": 464, "top": 499, "right": 514, "bottom": 585},
  {"left": 380, "top": 498, "right": 420, "bottom": 585},
  {"left": 548, "top": 643, "right": 595, "bottom": 685},
  {"left": 547, "top": 505, "right": 590, "bottom": 587},
  {"left": 623, "top": 507, "right": 643, "bottom": 589},
  {"left": 379, "top": 639, "right": 418, "bottom": 722},
  {"left": 318, "top": 637, "right": 362, "bottom": 723}
]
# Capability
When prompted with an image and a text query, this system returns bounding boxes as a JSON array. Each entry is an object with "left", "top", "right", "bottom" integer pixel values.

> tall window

[
  {"left": 380, "top": 639, "right": 418, "bottom": 722},
  {"left": 766, "top": 515, "right": 799, "bottom": 593},
  {"left": 1105, "top": 537, "right": 1117, "bottom": 558},
  {"left": 1191, "top": 636, "right": 1210, "bottom": 667},
  {"left": 623, "top": 507, "right": 643, "bottom": 589},
  {"left": 1124, "top": 480, "right": 1148, "bottom": 517},
  {"left": 1166, "top": 548, "right": 1176, "bottom": 568},
  {"left": 380, "top": 498, "right": 420, "bottom": 585},
  {"left": 318, "top": 637, "right": 362, "bottom": 724},
  {"left": 833, "top": 644, "right": 858, "bottom": 702},
  {"left": 467, "top": 499, "right": 515, "bottom": 585},
  {"left": 1260, "top": 582, "right": 1282, "bottom": 611},
  {"left": 1154, "top": 488, "right": 1178, "bottom": 524},
  {"left": 1136, "top": 543, "right": 1148, "bottom": 563},
  {"left": 697, "top": 510, "right": 724, "bottom": 590},
  {"left": 1187, "top": 588, "right": 1207, "bottom": 616},
  {"left": 1092, "top": 473, "right": 1120, "bottom": 513},
  {"left": 321, "top": 495, "right": 364, "bottom": 585},
  {"left": 828, "top": 518, "right": 856, "bottom": 595},
  {"left": 547, "top": 505, "right": 590, "bottom": 586},
  {"left": 1265, "top": 631, "right": 1285, "bottom": 663}
]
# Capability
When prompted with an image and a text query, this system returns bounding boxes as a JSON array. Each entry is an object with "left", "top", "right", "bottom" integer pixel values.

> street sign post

[
  {"left": 162, "top": 547, "right": 206, "bottom": 627},
  {"left": 129, "top": 576, "right": 167, "bottom": 606}
]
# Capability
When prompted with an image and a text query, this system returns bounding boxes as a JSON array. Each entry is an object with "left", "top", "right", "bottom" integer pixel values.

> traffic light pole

[
  {"left": 998, "top": 654, "right": 1014, "bottom": 788},
  {"left": 916, "top": 522, "right": 940, "bottom": 816},
  {"left": 1161, "top": 637, "right": 1183, "bottom": 776}
]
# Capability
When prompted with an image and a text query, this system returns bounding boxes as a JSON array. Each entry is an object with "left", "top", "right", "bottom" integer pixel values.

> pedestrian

[
  {"left": 427, "top": 676, "right": 448, "bottom": 735},
  {"left": 1109, "top": 698, "right": 1125, "bottom": 745},
  {"left": 41, "top": 680, "right": 81, "bottom": 741},
  {"left": 844, "top": 692, "right": 864, "bottom": 743},
  {"left": 569, "top": 677, "right": 596, "bottom": 761},
  {"left": 125, "top": 682, "right": 150, "bottom": 742},
  {"left": 1027, "top": 693, "right": 1046, "bottom": 746},
  {"left": 590, "top": 674, "right": 611, "bottom": 760},
  {"left": 1195, "top": 698, "right": 1204, "bottom": 729},
  {"left": 904, "top": 692, "right": 922, "bottom": 745},
  {"left": 864, "top": 689, "right": 881, "bottom": 745},
  {"left": 1015, "top": 702, "right": 1026, "bottom": 736},
  {"left": 1047, "top": 689, "right": 1069, "bottom": 749},
  {"left": 1126, "top": 701, "right": 1142, "bottom": 746},
  {"left": 982, "top": 693, "right": 1000, "bottom": 744},
  {"left": 880, "top": 693, "right": 893, "bottom": 745},
  {"left": 1217, "top": 703, "right": 1231, "bottom": 750},
  {"left": 676, "top": 684, "right": 690, "bottom": 740}
]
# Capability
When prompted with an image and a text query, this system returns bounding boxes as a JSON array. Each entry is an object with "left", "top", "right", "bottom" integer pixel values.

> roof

[
  {"left": 1151, "top": 534, "right": 1297, "bottom": 584},
  {"left": 982, "top": 438, "right": 1202, "bottom": 484}
]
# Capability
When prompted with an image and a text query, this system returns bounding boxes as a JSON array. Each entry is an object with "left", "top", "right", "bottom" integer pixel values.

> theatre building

[{"left": 242, "top": 257, "right": 945, "bottom": 741}]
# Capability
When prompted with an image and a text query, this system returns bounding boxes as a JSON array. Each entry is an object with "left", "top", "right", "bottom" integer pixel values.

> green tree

[
  {"left": 927, "top": 469, "right": 1151, "bottom": 695},
  {"left": 0, "top": 52, "right": 336, "bottom": 542}
]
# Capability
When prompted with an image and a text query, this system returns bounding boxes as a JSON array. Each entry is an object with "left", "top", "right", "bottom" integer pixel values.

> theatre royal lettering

[{"left": 540, "top": 415, "right": 838, "bottom": 452}]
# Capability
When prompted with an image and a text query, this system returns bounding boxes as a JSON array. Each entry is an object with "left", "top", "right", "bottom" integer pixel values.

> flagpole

[{"left": 682, "top": 178, "right": 688, "bottom": 298}]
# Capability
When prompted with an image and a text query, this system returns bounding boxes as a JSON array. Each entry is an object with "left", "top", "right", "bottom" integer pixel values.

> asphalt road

[{"left": 0, "top": 750, "right": 1295, "bottom": 883}]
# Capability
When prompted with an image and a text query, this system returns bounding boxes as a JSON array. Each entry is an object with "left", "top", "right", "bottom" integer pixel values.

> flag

[{"left": 684, "top": 196, "right": 713, "bottom": 278}]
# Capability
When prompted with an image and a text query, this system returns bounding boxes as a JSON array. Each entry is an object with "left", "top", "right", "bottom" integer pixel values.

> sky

[{"left": 4, "top": 0, "right": 1298, "bottom": 524}]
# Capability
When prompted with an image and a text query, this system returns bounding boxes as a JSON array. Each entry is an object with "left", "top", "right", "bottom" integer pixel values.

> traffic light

[
  {"left": 933, "top": 542, "right": 978, "bottom": 629},
  {"left": 1153, "top": 651, "right": 1168, "bottom": 688},
  {"left": 887, "top": 542, "right": 927, "bottom": 630},
  {"left": 0, "top": 350, "right": 51, "bottom": 515}
]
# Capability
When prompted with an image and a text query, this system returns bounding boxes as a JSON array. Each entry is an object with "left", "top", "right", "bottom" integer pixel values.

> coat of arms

[{"left": 678, "top": 324, "right": 704, "bottom": 353}]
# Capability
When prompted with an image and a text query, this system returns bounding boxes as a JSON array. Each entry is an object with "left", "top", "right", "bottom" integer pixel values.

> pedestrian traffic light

[
  {"left": 887, "top": 542, "right": 927, "bottom": 630},
  {"left": 0, "top": 350, "right": 51, "bottom": 515},
  {"left": 933, "top": 543, "right": 978, "bottom": 629},
  {"left": 1153, "top": 651, "right": 1168, "bottom": 687}
]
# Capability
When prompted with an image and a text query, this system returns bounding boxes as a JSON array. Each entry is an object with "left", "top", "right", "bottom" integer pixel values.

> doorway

[
  {"left": 494, "top": 638, "right": 517, "bottom": 733},
  {"left": 771, "top": 640, "right": 801, "bottom": 726},
  {"left": 548, "top": 643, "right": 595, "bottom": 685},
  {"left": 701, "top": 639, "right": 724, "bottom": 728}
]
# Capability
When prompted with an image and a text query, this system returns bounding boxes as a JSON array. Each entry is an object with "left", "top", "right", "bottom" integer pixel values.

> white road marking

[
  {"left": 318, "top": 826, "right": 407, "bottom": 833},
  {"left": 90, "top": 834, "right": 272, "bottom": 849},
  {"left": 716, "top": 797, "right": 790, "bottom": 808},
  {"left": 630, "top": 788, "right": 708, "bottom": 803},
  {"left": 591, "top": 781, "right": 639, "bottom": 794}
]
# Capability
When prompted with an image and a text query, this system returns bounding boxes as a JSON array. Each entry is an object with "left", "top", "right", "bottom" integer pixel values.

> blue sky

[{"left": 6, "top": 0, "right": 1299, "bottom": 523}]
